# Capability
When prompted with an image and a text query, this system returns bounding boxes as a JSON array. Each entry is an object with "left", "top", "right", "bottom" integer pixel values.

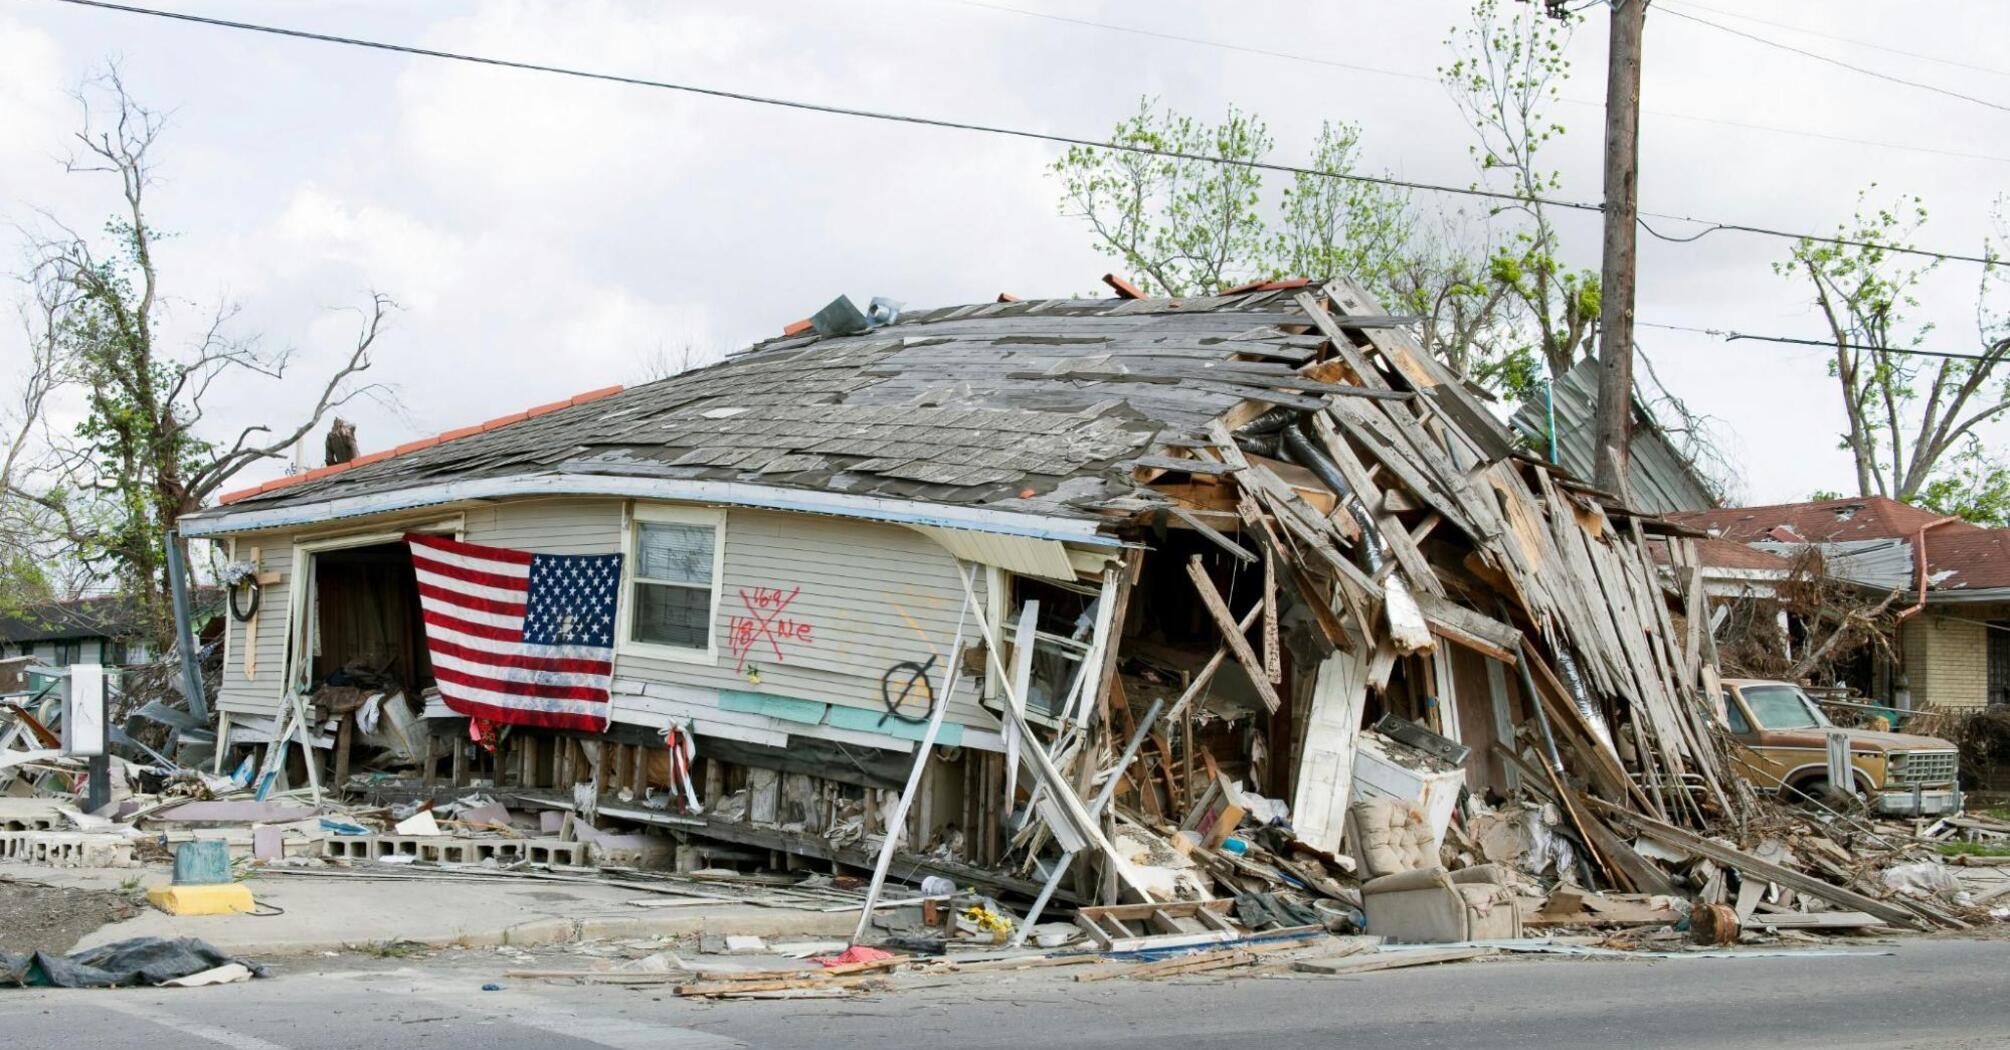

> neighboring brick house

[{"left": 1670, "top": 496, "right": 2010, "bottom": 711}]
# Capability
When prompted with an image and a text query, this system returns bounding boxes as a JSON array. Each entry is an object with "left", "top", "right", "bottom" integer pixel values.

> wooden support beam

[
  {"left": 1182, "top": 556, "right": 1282, "bottom": 713},
  {"left": 1168, "top": 505, "right": 1256, "bottom": 564}
]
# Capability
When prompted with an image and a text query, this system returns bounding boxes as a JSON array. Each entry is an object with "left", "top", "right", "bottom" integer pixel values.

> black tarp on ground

[{"left": 0, "top": 936, "right": 266, "bottom": 988}]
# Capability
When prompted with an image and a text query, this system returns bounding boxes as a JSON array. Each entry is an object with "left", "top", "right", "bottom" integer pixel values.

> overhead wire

[
  {"left": 1637, "top": 321, "right": 2010, "bottom": 363},
  {"left": 38, "top": 0, "right": 2005, "bottom": 268},
  {"left": 1657, "top": 6, "right": 2010, "bottom": 116},
  {"left": 1660, "top": 0, "right": 2010, "bottom": 81},
  {"left": 945, "top": 0, "right": 2010, "bottom": 167}
]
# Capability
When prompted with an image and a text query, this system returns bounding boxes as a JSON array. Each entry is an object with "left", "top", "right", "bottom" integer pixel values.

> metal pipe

[
  {"left": 164, "top": 529, "right": 209, "bottom": 723},
  {"left": 1552, "top": 647, "right": 1615, "bottom": 753},
  {"left": 1279, "top": 422, "right": 1385, "bottom": 572},
  {"left": 1895, "top": 516, "right": 1959, "bottom": 625},
  {"left": 1515, "top": 640, "right": 1566, "bottom": 776}
]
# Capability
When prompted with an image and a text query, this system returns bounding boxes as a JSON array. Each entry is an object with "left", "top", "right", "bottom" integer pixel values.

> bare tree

[
  {"left": 636, "top": 340, "right": 715, "bottom": 382},
  {"left": 3, "top": 65, "right": 394, "bottom": 642},
  {"left": 1778, "top": 190, "right": 2010, "bottom": 508}
]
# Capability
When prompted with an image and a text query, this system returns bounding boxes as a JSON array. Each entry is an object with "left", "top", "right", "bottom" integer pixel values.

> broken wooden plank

[
  {"left": 1168, "top": 505, "right": 1257, "bottom": 564},
  {"left": 1581, "top": 798, "right": 1926, "bottom": 929},
  {"left": 1184, "top": 555, "right": 1283, "bottom": 712},
  {"left": 1744, "top": 911, "right": 1887, "bottom": 930},
  {"left": 1292, "top": 945, "right": 1493, "bottom": 976},
  {"left": 1132, "top": 454, "right": 1241, "bottom": 477},
  {"left": 1566, "top": 788, "right": 1679, "bottom": 897}
]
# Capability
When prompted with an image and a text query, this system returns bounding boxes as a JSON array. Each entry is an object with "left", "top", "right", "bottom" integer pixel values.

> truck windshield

[{"left": 1741, "top": 685, "right": 1830, "bottom": 730}]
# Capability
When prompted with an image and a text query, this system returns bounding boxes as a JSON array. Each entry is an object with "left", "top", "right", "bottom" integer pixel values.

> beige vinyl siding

[
  {"left": 212, "top": 497, "right": 1003, "bottom": 745},
  {"left": 461, "top": 498, "right": 623, "bottom": 556},
  {"left": 216, "top": 536, "right": 293, "bottom": 719},
  {"left": 460, "top": 498, "right": 995, "bottom": 737},
  {"left": 618, "top": 509, "right": 992, "bottom": 731}
]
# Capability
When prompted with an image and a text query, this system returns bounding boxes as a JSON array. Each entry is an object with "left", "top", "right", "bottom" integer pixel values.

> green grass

[{"left": 1936, "top": 841, "right": 2010, "bottom": 858}]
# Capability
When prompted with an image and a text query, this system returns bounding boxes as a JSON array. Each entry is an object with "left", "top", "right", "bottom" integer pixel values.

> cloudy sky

[{"left": 3, "top": 0, "right": 2006, "bottom": 505}]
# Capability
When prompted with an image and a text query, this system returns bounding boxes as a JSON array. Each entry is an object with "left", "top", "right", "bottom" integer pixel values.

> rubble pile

[{"left": 4, "top": 278, "right": 2008, "bottom": 991}]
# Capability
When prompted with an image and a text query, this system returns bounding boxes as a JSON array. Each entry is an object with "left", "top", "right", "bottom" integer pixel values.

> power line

[
  {"left": 1639, "top": 321, "right": 2010, "bottom": 363},
  {"left": 1661, "top": 0, "right": 2010, "bottom": 81},
  {"left": 1658, "top": 7, "right": 2010, "bottom": 116},
  {"left": 949, "top": 0, "right": 2010, "bottom": 167},
  {"left": 42, "top": 0, "right": 2002, "bottom": 268}
]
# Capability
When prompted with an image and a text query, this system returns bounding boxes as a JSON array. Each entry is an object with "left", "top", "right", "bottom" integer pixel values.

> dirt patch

[{"left": 0, "top": 878, "right": 140, "bottom": 955}]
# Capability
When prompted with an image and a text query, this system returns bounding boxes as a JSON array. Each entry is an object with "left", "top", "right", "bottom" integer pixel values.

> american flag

[{"left": 406, "top": 533, "right": 623, "bottom": 732}]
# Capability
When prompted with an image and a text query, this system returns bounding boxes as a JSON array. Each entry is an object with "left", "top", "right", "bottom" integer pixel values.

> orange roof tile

[{"left": 214, "top": 383, "right": 625, "bottom": 506}]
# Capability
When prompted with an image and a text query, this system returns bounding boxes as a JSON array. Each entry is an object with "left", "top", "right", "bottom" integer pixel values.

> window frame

[{"left": 618, "top": 503, "right": 727, "bottom": 665}]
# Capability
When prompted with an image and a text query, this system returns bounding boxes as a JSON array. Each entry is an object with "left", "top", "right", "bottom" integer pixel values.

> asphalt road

[{"left": 2, "top": 938, "right": 2007, "bottom": 1050}]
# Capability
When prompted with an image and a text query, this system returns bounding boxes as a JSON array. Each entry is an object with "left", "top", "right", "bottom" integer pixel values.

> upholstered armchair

[{"left": 1348, "top": 797, "right": 1522, "bottom": 944}]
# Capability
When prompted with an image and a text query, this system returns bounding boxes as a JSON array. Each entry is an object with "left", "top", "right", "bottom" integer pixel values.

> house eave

[{"left": 176, "top": 471, "right": 1123, "bottom": 547}]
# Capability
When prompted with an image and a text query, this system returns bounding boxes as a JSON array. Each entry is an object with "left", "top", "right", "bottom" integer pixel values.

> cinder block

[
  {"left": 0, "top": 830, "right": 137, "bottom": 868},
  {"left": 313, "top": 833, "right": 583, "bottom": 867}
]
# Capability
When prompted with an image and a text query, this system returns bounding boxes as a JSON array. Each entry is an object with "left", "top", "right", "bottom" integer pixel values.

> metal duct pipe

[
  {"left": 1278, "top": 422, "right": 1385, "bottom": 573},
  {"left": 1553, "top": 646, "right": 1615, "bottom": 753}
]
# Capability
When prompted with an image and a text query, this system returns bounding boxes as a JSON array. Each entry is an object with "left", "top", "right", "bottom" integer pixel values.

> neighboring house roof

[
  {"left": 1668, "top": 495, "right": 1946, "bottom": 544},
  {"left": 1669, "top": 496, "right": 2010, "bottom": 596},
  {"left": 0, "top": 588, "right": 223, "bottom": 645},
  {"left": 185, "top": 287, "right": 1415, "bottom": 537},
  {"left": 1508, "top": 356, "right": 1720, "bottom": 516},
  {"left": 1691, "top": 537, "right": 1796, "bottom": 573}
]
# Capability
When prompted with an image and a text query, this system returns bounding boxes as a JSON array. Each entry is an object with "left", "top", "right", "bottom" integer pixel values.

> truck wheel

[{"left": 1790, "top": 777, "right": 1865, "bottom": 813}]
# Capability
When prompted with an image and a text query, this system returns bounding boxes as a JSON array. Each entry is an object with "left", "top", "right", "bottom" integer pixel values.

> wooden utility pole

[{"left": 1592, "top": 0, "right": 1647, "bottom": 499}]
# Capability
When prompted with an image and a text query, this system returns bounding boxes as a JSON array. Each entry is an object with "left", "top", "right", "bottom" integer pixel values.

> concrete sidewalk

[{"left": 0, "top": 861, "right": 858, "bottom": 957}]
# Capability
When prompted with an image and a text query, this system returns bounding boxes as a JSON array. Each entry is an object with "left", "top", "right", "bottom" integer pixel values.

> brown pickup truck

[{"left": 1721, "top": 678, "right": 1962, "bottom": 816}]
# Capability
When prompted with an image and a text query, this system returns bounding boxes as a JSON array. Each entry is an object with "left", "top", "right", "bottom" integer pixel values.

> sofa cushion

[{"left": 1349, "top": 797, "right": 1436, "bottom": 878}]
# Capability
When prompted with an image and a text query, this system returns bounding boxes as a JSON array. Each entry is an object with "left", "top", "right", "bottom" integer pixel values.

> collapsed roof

[{"left": 198, "top": 284, "right": 1419, "bottom": 529}]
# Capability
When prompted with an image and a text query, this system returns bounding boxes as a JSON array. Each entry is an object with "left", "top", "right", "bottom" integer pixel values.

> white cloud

[{"left": 1, "top": 0, "right": 2006, "bottom": 506}]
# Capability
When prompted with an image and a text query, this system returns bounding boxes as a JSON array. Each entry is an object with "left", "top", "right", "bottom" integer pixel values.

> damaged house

[
  {"left": 1671, "top": 496, "right": 2010, "bottom": 712},
  {"left": 172, "top": 278, "right": 1760, "bottom": 926}
]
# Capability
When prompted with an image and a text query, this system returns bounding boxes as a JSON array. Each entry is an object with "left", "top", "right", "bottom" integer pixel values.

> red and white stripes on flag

[{"left": 406, "top": 533, "right": 623, "bottom": 733}]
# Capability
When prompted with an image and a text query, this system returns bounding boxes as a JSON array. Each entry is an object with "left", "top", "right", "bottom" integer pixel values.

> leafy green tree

[
  {"left": 1915, "top": 437, "right": 2010, "bottom": 526},
  {"left": 1050, "top": 100, "right": 1528, "bottom": 395},
  {"left": 1440, "top": 0, "right": 1599, "bottom": 386},
  {"left": 1052, "top": 99, "right": 1272, "bottom": 297},
  {"left": 1777, "top": 190, "right": 2010, "bottom": 509}
]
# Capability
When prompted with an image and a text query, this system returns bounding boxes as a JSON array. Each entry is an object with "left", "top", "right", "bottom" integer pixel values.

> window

[
  {"left": 1723, "top": 696, "right": 1751, "bottom": 735},
  {"left": 622, "top": 506, "right": 724, "bottom": 659},
  {"left": 1741, "top": 684, "right": 1828, "bottom": 731},
  {"left": 103, "top": 639, "right": 128, "bottom": 667},
  {"left": 53, "top": 640, "right": 82, "bottom": 666},
  {"left": 1013, "top": 576, "right": 1103, "bottom": 721}
]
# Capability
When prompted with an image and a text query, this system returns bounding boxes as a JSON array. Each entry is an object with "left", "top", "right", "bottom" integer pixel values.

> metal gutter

[
  {"left": 175, "top": 472, "right": 1122, "bottom": 547},
  {"left": 1896, "top": 516, "right": 1961, "bottom": 624}
]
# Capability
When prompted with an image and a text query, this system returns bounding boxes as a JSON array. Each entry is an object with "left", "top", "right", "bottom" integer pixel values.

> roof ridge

[{"left": 216, "top": 384, "right": 624, "bottom": 506}]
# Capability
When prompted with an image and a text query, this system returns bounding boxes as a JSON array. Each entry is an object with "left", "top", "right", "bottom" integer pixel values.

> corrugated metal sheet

[
  {"left": 1509, "top": 358, "right": 1719, "bottom": 515},
  {"left": 1752, "top": 537, "right": 1916, "bottom": 590}
]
